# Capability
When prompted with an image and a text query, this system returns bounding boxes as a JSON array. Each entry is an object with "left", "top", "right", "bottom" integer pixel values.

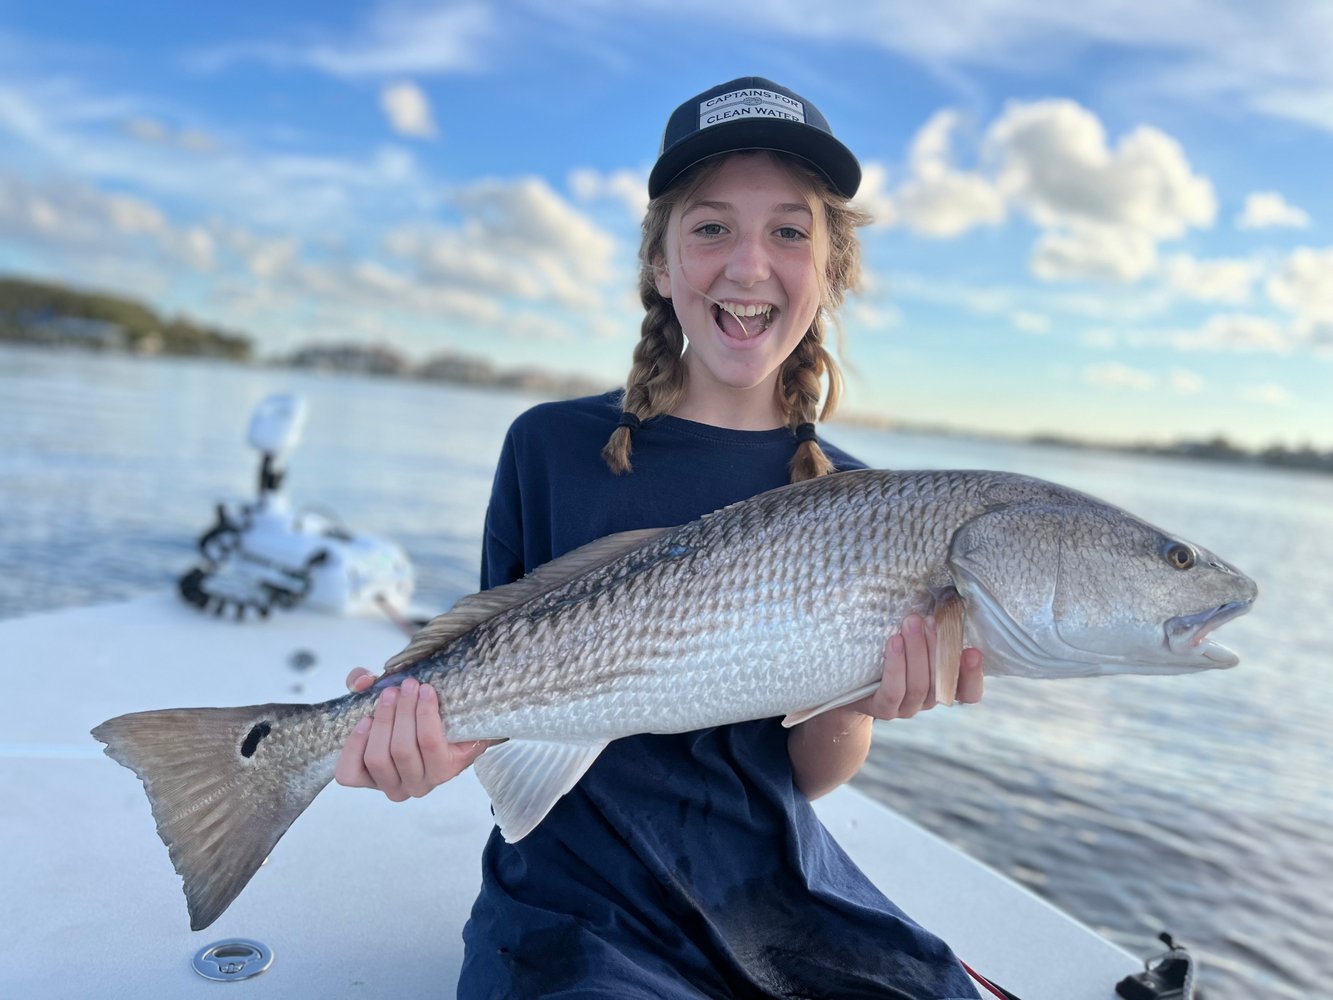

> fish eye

[{"left": 1164, "top": 543, "right": 1196, "bottom": 570}]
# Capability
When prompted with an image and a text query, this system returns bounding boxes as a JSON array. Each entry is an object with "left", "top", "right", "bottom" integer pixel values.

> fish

[{"left": 92, "top": 469, "right": 1257, "bottom": 930}]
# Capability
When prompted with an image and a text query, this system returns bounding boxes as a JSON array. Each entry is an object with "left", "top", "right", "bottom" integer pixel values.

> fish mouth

[{"left": 1165, "top": 599, "right": 1253, "bottom": 666}]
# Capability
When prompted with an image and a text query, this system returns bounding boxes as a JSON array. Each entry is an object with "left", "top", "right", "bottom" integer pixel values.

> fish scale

[{"left": 92, "top": 468, "right": 1256, "bottom": 930}]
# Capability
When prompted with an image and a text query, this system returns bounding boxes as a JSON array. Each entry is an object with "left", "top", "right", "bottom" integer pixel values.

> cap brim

[{"left": 648, "top": 119, "right": 861, "bottom": 200}]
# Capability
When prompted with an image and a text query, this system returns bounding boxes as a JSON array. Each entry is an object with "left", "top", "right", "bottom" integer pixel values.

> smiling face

[{"left": 654, "top": 152, "right": 829, "bottom": 427}]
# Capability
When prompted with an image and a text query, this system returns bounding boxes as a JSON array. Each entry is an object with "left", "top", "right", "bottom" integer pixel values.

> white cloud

[
  {"left": 0, "top": 157, "right": 633, "bottom": 357},
  {"left": 1011, "top": 310, "right": 1050, "bottom": 334},
  {"left": 122, "top": 117, "right": 167, "bottom": 143},
  {"left": 380, "top": 82, "right": 438, "bottom": 139},
  {"left": 1169, "top": 369, "right": 1204, "bottom": 394},
  {"left": 893, "top": 171, "right": 1007, "bottom": 239},
  {"left": 220, "top": 228, "right": 302, "bottom": 280},
  {"left": 192, "top": 3, "right": 496, "bottom": 78},
  {"left": 850, "top": 162, "right": 896, "bottom": 228},
  {"left": 888, "top": 110, "right": 1006, "bottom": 238},
  {"left": 1031, "top": 223, "right": 1158, "bottom": 282},
  {"left": 1239, "top": 383, "right": 1291, "bottom": 407},
  {"left": 1163, "top": 253, "right": 1262, "bottom": 304},
  {"left": 849, "top": 301, "right": 902, "bottom": 330},
  {"left": 982, "top": 99, "right": 1216, "bottom": 283},
  {"left": 1082, "top": 361, "right": 1156, "bottom": 390},
  {"left": 1236, "top": 191, "right": 1311, "bottom": 230},
  {"left": 569, "top": 167, "right": 648, "bottom": 219},
  {"left": 1298, "top": 317, "right": 1333, "bottom": 354},
  {"left": 989, "top": 100, "right": 1216, "bottom": 239},
  {"left": 0, "top": 172, "right": 214, "bottom": 270},
  {"left": 1172, "top": 313, "right": 1290, "bottom": 352},
  {"left": 868, "top": 100, "right": 1215, "bottom": 282},
  {"left": 640, "top": 1, "right": 1333, "bottom": 135},
  {"left": 1081, "top": 328, "right": 1119, "bottom": 350},
  {"left": 1, "top": 75, "right": 448, "bottom": 238},
  {"left": 121, "top": 116, "right": 219, "bottom": 153},
  {"left": 455, "top": 176, "right": 618, "bottom": 291},
  {"left": 382, "top": 175, "right": 621, "bottom": 313},
  {"left": 181, "top": 1, "right": 1333, "bottom": 141},
  {"left": 1266, "top": 246, "right": 1333, "bottom": 325}
]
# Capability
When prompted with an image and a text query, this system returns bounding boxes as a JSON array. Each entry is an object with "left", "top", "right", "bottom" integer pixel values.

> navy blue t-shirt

[{"left": 458, "top": 392, "right": 979, "bottom": 1000}]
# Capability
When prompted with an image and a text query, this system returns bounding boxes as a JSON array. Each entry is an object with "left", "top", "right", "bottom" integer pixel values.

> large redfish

[{"left": 93, "top": 469, "right": 1257, "bottom": 930}]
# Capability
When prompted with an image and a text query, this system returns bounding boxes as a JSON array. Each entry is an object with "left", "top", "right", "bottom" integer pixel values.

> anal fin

[{"left": 472, "top": 739, "right": 608, "bottom": 843}]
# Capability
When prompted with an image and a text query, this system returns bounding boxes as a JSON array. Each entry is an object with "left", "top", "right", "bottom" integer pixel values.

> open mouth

[
  {"left": 1165, "top": 598, "right": 1253, "bottom": 665},
  {"left": 712, "top": 302, "right": 774, "bottom": 340}
]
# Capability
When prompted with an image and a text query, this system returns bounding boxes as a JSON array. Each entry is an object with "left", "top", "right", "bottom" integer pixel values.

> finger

[
  {"left": 364, "top": 688, "right": 406, "bottom": 800},
  {"left": 418, "top": 685, "right": 493, "bottom": 787},
  {"left": 334, "top": 715, "right": 375, "bottom": 788},
  {"left": 870, "top": 632, "right": 908, "bottom": 718},
  {"left": 897, "top": 614, "right": 932, "bottom": 717},
  {"left": 956, "top": 648, "right": 985, "bottom": 704},
  {"left": 415, "top": 684, "right": 455, "bottom": 788},
  {"left": 346, "top": 667, "right": 376, "bottom": 693},
  {"left": 390, "top": 678, "right": 426, "bottom": 793},
  {"left": 452, "top": 738, "right": 496, "bottom": 771}
]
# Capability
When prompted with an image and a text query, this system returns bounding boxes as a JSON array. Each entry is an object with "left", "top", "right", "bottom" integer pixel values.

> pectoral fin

[
  {"left": 472, "top": 739, "right": 608, "bottom": 843},
  {"left": 781, "top": 683, "right": 882, "bottom": 728},
  {"left": 933, "top": 590, "right": 966, "bottom": 705}
]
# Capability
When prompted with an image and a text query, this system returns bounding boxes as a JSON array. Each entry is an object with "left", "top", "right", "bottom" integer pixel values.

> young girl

[{"left": 337, "top": 76, "right": 985, "bottom": 999}]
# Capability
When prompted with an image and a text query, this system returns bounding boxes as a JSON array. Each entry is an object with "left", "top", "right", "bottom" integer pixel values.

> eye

[
  {"left": 774, "top": 226, "right": 807, "bottom": 241},
  {"left": 1164, "top": 543, "right": 1196, "bottom": 570},
  {"left": 692, "top": 222, "right": 726, "bottom": 238}
]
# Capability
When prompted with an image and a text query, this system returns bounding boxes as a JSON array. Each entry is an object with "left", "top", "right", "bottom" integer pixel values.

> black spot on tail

[{"left": 240, "top": 722, "right": 272, "bottom": 758}]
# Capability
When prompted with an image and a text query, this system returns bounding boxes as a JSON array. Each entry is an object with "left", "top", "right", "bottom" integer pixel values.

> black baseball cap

[{"left": 648, "top": 76, "right": 861, "bottom": 200}]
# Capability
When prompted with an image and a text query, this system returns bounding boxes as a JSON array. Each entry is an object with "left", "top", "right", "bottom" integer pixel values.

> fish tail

[{"left": 92, "top": 702, "right": 336, "bottom": 930}]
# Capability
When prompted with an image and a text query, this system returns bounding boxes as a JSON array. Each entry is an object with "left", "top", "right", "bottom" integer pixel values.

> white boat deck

[{"left": 0, "top": 595, "right": 1139, "bottom": 998}]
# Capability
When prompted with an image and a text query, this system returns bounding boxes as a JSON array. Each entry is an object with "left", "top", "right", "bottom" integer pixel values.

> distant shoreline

[
  {"left": 2, "top": 271, "right": 1329, "bottom": 477},
  {"left": 8, "top": 337, "right": 1330, "bottom": 477}
]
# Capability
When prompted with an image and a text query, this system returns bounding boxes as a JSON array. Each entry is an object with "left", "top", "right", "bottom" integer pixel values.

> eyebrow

[{"left": 684, "top": 199, "right": 813, "bottom": 217}]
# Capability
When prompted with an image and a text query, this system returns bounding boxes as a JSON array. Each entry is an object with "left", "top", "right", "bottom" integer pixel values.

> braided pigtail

[
  {"left": 602, "top": 193, "right": 691, "bottom": 474},
  {"left": 781, "top": 324, "right": 843, "bottom": 482},
  {"left": 601, "top": 294, "right": 688, "bottom": 473},
  {"left": 777, "top": 158, "right": 870, "bottom": 483}
]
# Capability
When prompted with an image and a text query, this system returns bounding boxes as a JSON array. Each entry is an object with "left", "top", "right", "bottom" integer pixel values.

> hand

[
  {"left": 850, "top": 613, "right": 984, "bottom": 720},
  {"left": 333, "top": 668, "right": 495, "bottom": 801}
]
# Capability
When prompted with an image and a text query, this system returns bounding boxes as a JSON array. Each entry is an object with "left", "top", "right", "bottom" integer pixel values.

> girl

[{"left": 337, "top": 76, "right": 985, "bottom": 999}]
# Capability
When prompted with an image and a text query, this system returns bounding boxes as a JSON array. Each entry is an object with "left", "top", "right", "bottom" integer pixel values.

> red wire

[{"left": 961, "top": 959, "right": 1014, "bottom": 1000}]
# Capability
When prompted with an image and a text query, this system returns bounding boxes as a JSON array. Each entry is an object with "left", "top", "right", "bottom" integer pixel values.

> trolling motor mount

[{"left": 178, "top": 394, "right": 414, "bottom": 621}]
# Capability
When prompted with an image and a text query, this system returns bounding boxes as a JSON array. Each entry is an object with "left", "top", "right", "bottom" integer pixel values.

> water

[{"left": 3, "top": 345, "right": 1329, "bottom": 999}]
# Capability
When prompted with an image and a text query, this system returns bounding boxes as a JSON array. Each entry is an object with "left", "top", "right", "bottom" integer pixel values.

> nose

[{"left": 724, "top": 231, "right": 770, "bottom": 287}]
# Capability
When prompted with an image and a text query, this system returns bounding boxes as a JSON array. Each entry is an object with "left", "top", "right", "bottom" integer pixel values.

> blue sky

[{"left": 2, "top": 1, "right": 1332, "bottom": 449}]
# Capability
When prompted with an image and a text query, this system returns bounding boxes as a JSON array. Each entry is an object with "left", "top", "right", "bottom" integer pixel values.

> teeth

[{"left": 720, "top": 302, "right": 772, "bottom": 319}]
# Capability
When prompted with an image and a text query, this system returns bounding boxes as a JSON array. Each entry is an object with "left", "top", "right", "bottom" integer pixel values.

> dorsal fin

[{"left": 381, "top": 527, "right": 669, "bottom": 674}]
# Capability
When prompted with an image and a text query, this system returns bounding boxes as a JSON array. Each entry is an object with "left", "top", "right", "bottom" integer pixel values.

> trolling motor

[
  {"left": 178, "top": 393, "right": 415, "bottom": 621},
  {"left": 1116, "top": 933, "right": 1200, "bottom": 1000}
]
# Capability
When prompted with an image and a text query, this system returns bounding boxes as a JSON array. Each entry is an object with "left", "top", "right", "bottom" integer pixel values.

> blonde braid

[
  {"left": 777, "top": 158, "right": 868, "bottom": 482},
  {"left": 601, "top": 293, "right": 688, "bottom": 473},
  {"left": 780, "top": 320, "right": 843, "bottom": 481}
]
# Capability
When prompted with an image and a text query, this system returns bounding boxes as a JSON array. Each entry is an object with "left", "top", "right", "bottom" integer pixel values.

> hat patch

[{"left": 699, "top": 88, "right": 806, "bottom": 130}]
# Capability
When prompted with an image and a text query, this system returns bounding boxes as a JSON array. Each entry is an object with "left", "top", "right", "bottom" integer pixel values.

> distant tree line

[
  {"left": 4, "top": 274, "right": 1326, "bottom": 475},
  {"left": 1029, "top": 433, "right": 1333, "bottom": 475},
  {"left": 285, "top": 341, "right": 605, "bottom": 399},
  {"left": 0, "top": 275, "right": 251, "bottom": 359}
]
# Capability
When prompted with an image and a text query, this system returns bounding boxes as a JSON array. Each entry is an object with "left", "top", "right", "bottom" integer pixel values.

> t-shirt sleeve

[{"left": 479, "top": 427, "right": 526, "bottom": 591}]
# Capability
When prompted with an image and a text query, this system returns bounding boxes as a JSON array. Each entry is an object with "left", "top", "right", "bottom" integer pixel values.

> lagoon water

[{"left": 3, "top": 345, "right": 1329, "bottom": 999}]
